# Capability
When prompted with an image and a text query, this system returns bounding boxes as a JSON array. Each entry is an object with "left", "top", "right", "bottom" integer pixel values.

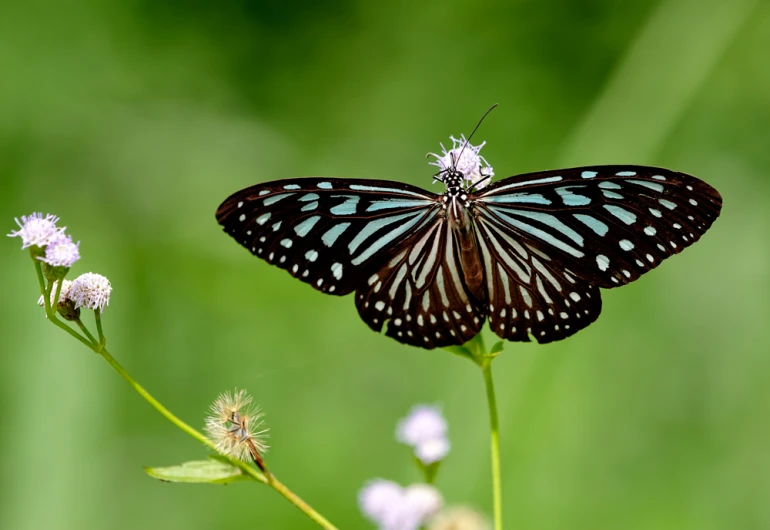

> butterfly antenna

[{"left": 455, "top": 103, "right": 498, "bottom": 167}]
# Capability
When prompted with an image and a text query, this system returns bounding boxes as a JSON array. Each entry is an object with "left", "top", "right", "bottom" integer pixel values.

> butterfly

[{"left": 216, "top": 133, "right": 722, "bottom": 349}]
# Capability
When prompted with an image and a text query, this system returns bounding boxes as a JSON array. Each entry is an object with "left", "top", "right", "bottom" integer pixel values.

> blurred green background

[{"left": 2, "top": 0, "right": 769, "bottom": 528}]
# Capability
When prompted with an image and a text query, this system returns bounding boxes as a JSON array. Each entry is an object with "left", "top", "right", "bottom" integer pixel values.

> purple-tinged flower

[
  {"left": 429, "top": 135, "right": 494, "bottom": 190},
  {"left": 359, "top": 480, "right": 443, "bottom": 530},
  {"left": 359, "top": 479, "right": 404, "bottom": 528},
  {"left": 403, "top": 484, "right": 444, "bottom": 523},
  {"left": 414, "top": 437, "right": 451, "bottom": 465},
  {"left": 70, "top": 272, "right": 111, "bottom": 311},
  {"left": 396, "top": 405, "right": 447, "bottom": 447},
  {"left": 8, "top": 213, "right": 62, "bottom": 249},
  {"left": 39, "top": 233, "right": 80, "bottom": 268}
]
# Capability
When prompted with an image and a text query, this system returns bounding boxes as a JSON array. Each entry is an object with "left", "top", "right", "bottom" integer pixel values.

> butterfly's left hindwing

[{"left": 356, "top": 218, "right": 487, "bottom": 349}]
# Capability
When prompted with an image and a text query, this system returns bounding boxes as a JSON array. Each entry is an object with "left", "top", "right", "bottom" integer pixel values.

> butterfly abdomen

[{"left": 448, "top": 204, "right": 486, "bottom": 301}]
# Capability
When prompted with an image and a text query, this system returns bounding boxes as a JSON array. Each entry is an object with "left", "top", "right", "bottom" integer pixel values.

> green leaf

[
  {"left": 443, "top": 345, "right": 474, "bottom": 360},
  {"left": 489, "top": 341, "right": 505, "bottom": 356},
  {"left": 144, "top": 458, "right": 251, "bottom": 484}
]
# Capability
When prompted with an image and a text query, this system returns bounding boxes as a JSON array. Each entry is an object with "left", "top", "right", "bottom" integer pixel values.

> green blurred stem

[
  {"left": 460, "top": 334, "right": 503, "bottom": 530},
  {"left": 94, "top": 309, "right": 106, "bottom": 345},
  {"left": 267, "top": 474, "right": 338, "bottom": 529},
  {"left": 76, "top": 319, "right": 98, "bottom": 345},
  {"left": 30, "top": 257, "right": 337, "bottom": 529},
  {"left": 481, "top": 358, "right": 503, "bottom": 530},
  {"left": 32, "top": 256, "right": 93, "bottom": 348}
]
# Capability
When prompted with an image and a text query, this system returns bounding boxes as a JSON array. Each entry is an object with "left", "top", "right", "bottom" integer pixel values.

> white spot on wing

[
  {"left": 331, "top": 262, "right": 343, "bottom": 280},
  {"left": 596, "top": 254, "right": 610, "bottom": 271},
  {"left": 619, "top": 239, "right": 634, "bottom": 251}
]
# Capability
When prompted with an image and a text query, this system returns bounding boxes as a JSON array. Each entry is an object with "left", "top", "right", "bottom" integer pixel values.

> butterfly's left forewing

[{"left": 216, "top": 178, "right": 440, "bottom": 296}]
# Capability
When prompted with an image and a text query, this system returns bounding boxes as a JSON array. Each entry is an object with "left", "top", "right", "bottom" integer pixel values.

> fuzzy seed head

[
  {"left": 8, "top": 213, "right": 62, "bottom": 249},
  {"left": 204, "top": 389, "right": 269, "bottom": 462},
  {"left": 69, "top": 272, "right": 111, "bottom": 311}
]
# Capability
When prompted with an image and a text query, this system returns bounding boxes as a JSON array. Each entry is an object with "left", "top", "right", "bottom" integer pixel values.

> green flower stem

[
  {"left": 449, "top": 333, "right": 503, "bottom": 530},
  {"left": 30, "top": 258, "right": 337, "bottom": 530},
  {"left": 481, "top": 357, "right": 503, "bottom": 530},
  {"left": 267, "top": 474, "right": 338, "bottom": 530},
  {"left": 95, "top": 309, "right": 105, "bottom": 345},
  {"left": 97, "top": 346, "right": 211, "bottom": 445},
  {"left": 76, "top": 319, "right": 98, "bottom": 345},
  {"left": 32, "top": 257, "right": 93, "bottom": 348}
]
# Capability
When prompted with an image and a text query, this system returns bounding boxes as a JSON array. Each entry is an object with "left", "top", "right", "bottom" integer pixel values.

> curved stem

[
  {"left": 32, "top": 258, "right": 93, "bottom": 348},
  {"left": 481, "top": 359, "right": 503, "bottom": 530},
  {"left": 98, "top": 346, "right": 213, "bottom": 446},
  {"left": 76, "top": 319, "right": 98, "bottom": 345},
  {"left": 268, "top": 475, "right": 338, "bottom": 529}
]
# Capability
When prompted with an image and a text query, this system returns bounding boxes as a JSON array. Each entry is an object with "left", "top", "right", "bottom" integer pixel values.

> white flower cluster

[
  {"left": 396, "top": 404, "right": 450, "bottom": 465},
  {"left": 69, "top": 272, "right": 112, "bottom": 312},
  {"left": 429, "top": 135, "right": 495, "bottom": 190},
  {"left": 8, "top": 212, "right": 80, "bottom": 267},
  {"left": 37, "top": 272, "right": 112, "bottom": 312},
  {"left": 359, "top": 479, "right": 443, "bottom": 530},
  {"left": 10, "top": 212, "right": 112, "bottom": 312}
]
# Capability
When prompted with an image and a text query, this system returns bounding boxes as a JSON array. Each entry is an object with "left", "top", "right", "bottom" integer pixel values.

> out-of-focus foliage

[{"left": 1, "top": 0, "right": 769, "bottom": 528}]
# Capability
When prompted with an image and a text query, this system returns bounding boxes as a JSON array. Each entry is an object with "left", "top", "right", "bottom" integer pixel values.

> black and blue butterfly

[{"left": 216, "top": 133, "right": 721, "bottom": 349}]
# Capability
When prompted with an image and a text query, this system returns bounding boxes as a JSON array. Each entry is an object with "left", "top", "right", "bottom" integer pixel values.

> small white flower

[
  {"left": 38, "top": 279, "right": 74, "bottom": 307},
  {"left": 359, "top": 480, "right": 443, "bottom": 530},
  {"left": 428, "top": 507, "right": 491, "bottom": 530},
  {"left": 70, "top": 272, "right": 112, "bottom": 311},
  {"left": 39, "top": 233, "right": 80, "bottom": 268},
  {"left": 396, "top": 404, "right": 447, "bottom": 447},
  {"left": 359, "top": 479, "right": 405, "bottom": 526},
  {"left": 415, "top": 437, "right": 451, "bottom": 465},
  {"left": 204, "top": 389, "right": 269, "bottom": 464},
  {"left": 403, "top": 484, "right": 444, "bottom": 522},
  {"left": 8, "top": 213, "right": 62, "bottom": 249},
  {"left": 429, "top": 135, "right": 494, "bottom": 189}
]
